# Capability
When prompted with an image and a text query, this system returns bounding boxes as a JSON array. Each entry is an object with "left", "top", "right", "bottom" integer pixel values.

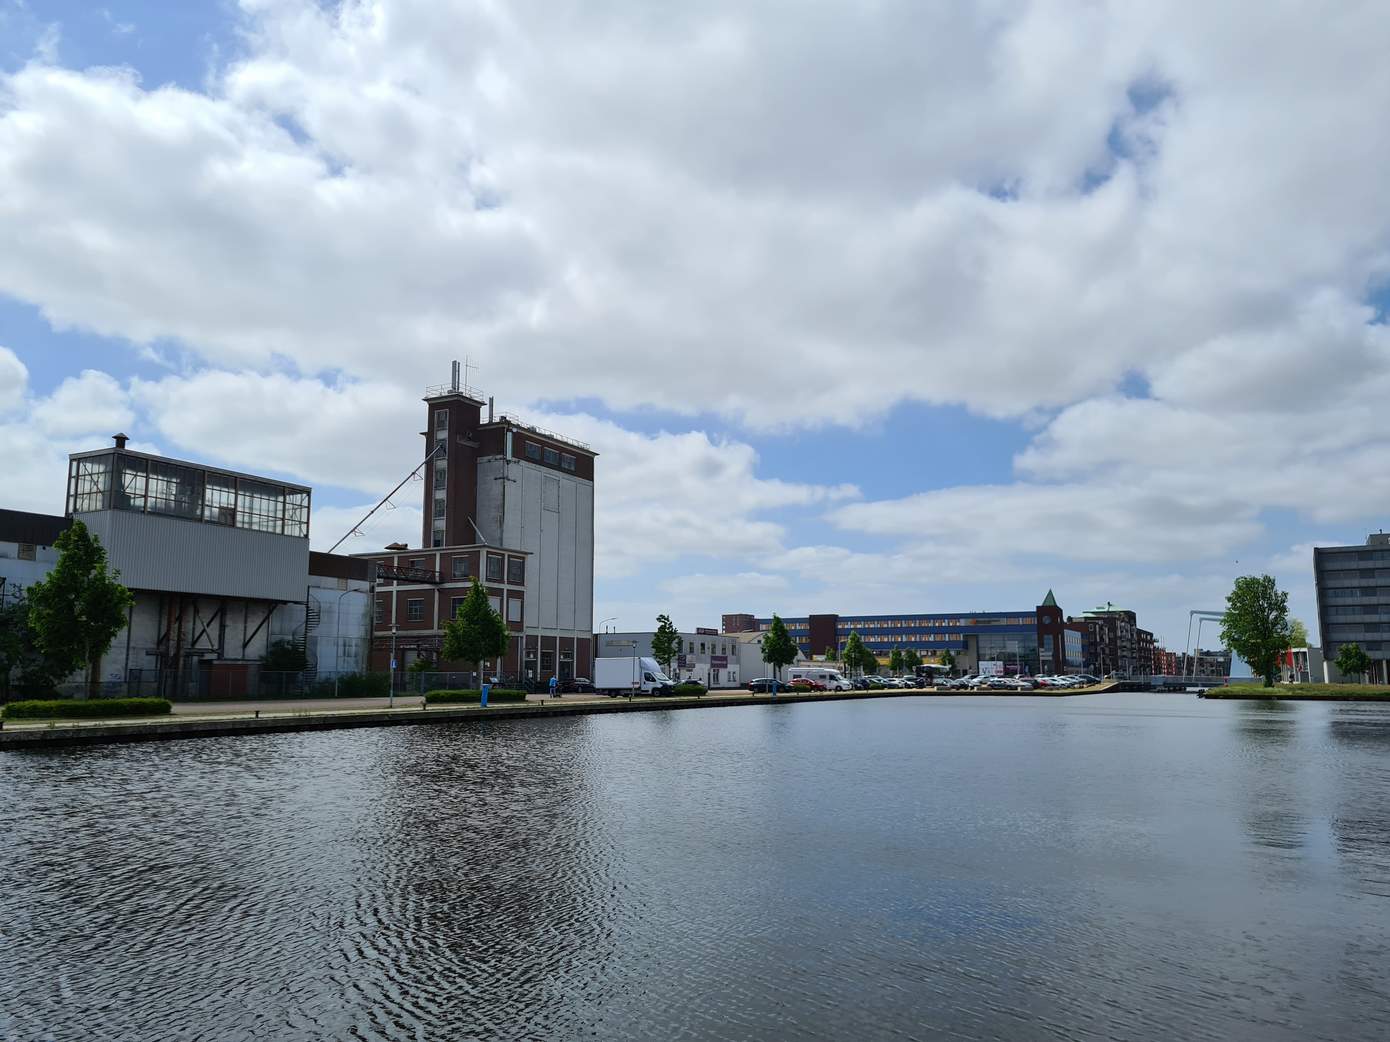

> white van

[{"left": 786, "top": 666, "right": 853, "bottom": 691}]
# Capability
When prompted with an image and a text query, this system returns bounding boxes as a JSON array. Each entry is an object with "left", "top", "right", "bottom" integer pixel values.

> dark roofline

[{"left": 0, "top": 509, "right": 71, "bottom": 546}]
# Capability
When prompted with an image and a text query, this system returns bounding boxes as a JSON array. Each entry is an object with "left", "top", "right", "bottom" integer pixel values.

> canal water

[{"left": 3, "top": 693, "right": 1389, "bottom": 1041}]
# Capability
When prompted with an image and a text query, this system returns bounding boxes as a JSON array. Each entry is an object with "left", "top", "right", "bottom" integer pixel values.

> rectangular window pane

[
  {"left": 204, "top": 474, "right": 237, "bottom": 526},
  {"left": 452, "top": 556, "right": 470, "bottom": 578},
  {"left": 525, "top": 442, "right": 542, "bottom": 461},
  {"left": 506, "top": 557, "right": 524, "bottom": 584},
  {"left": 407, "top": 599, "right": 423, "bottom": 622},
  {"left": 70, "top": 455, "right": 113, "bottom": 513},
  {"left": 451, "top": 597, "right": 465, "bottom": 618},
  {"left": 543, "top": 447, "right": 560, "bottom": 465},
  {"left": 488, "top": 594, "right": 502, "bottom": 615},
  {"left": 237, "top": 479, "right": 286, "bottom": 534},
  {"left": 508, "top": 597, "right": 522, "bottom": 622},
  {"left": 116, "top": 457, "right": 148, "bottom": 512},
  {"left": 560, "top": 454, "right": 576, "bottom": 472},
  {"left": 147, "top": 460, "right": 203, "bottom": 521},
  {"left": 486, "top": 554, "right": 503, "bottom": 581}
]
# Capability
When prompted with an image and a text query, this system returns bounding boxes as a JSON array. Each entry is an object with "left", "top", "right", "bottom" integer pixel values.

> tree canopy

[
  {"left": 25, "top": 520, "right": 133, "bottom": 696},
  {"left": 1219, "top": 574, "right": 1291, "bottom": 688},
  {"left": 1334, "top": 642, "right": 1372, "bottom": 682},
  {"left": 1288, "top": 618, "right": 1310, "bottom": 648},
  {"left": 650, "top": 613, "right": 682, "bottom": 678},
  {"left": 442, "top": 579, "right": 510, "bottom": 681},
  {"left": 760, "top": 615, "right": 798, "bottom": 679},
  {"left": 889, "top": 648, "right": 904, "bottom": 674}
]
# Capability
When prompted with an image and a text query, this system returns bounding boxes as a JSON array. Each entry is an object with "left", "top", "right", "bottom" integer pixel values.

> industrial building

[
  {"left": 357, "top": 371, "right": 596, "bottom": 685},
  {"left": 1314, "top": 532, "right": 1390, "bottom": 684},
  {"left": 1, "top": 437, "right": 373, "bottom": 698},
  {"left": 739, "top": 592, "right": 1089, "bottom": 676}
]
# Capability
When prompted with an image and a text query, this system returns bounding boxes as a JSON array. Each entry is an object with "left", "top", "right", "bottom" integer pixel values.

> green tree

[
  {"left": 263, "top": 639, "right": 309, "bottom": 672},
  {"left": 889, "top": 648, "right": 904, "bottom": 674},
  {"left": 902, "top": 648, "right": 922, "bottom": 672},
  {"left": 940, "top": 648, "right": 956, "bottom": 673},
  {"left": 650, "top": 613, "right": 682, "bottom": 679},
  {"left": 442, "top": 578, "right": 510, "bottom": 685},
  {"left": 1288, "top": 618, "right": 1309, "bottom": 648},
  {"left": 760, "top": 615, "right": 798, "bottom": 682},
  {"left": 1334, "top": 642, "right": 1372, "bottom": 683},
  {"left": 25, "top": 520, "right": 134, "bottom": 697},
  {"left": 841, "top": 631, "right": 868, "bottom": 675},
  {"left": 824, "top": 645, "right": 838, "bottom": 661},
  {"left": 1219, "top": 574, "right": 1291, "bottom": 688}
]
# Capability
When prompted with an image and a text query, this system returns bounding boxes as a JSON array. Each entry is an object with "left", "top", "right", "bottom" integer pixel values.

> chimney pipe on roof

[
  {"left": 488, "top": 397, "right": 494, "bottom": 423},
  {"left": 112, "top": 433, "right": 129, "bottom": 449}
]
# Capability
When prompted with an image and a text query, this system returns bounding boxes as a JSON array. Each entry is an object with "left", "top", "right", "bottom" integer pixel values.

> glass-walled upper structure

[{"left": 66, "top": 450, "right": 310, "bottom": 539}]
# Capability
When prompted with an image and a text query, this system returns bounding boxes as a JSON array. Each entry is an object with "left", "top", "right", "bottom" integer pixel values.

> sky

[{"left": 2, "top": 1, "right": 1389, "bottom": 652}]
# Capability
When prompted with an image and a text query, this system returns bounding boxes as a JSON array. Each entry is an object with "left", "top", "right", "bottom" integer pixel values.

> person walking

[{"left": 549, "top": 674, "right": 559, "bottom": 699}]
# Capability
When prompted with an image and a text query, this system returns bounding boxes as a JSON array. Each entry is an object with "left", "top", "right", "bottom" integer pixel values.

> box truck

[{"left": 595, "top": 656, "right": 675, "bottom": 696}]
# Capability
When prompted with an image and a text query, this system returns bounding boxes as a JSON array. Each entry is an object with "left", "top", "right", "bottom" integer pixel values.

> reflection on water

[{"left": 4, "top": 694, "right": 1390, "bottom": 1041}]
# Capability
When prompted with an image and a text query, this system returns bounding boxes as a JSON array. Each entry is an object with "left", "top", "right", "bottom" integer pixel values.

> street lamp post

[
  {"left": 330, "top": 586, "right": 354, "bottom": 699},
  {"left": 390, "top": 623, "right": 398, "bottom": 708}
]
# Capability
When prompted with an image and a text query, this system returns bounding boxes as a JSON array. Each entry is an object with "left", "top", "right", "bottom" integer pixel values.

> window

[
  {"left": 433, "top": 459, "right": 447, "bottom": 489},
  {"left": 486, "top": 554, "right": 504, "bottom": 581},
  {"left": 541, "top": 650, "right": 555, "bottom": 672},
  {"left": 407, "top": 598, "right": 424, "bottom": 622},
  {"left": 452, "top": 556, "right": 470, "bottom": 579},
  {"left": 237, "top": 479, "right": 288, "bottom": 534},
  {"left": 508, "top": 596, "right": 523, "bottom": 623},
  {"left": 374, "top": 599, "right": 384, "bottom": 624},
  {"left": 525, "top": 442, "right": 542, "bottom": 461},
  {"left": 560, "top": 453, "right": 576, "bottom": 472},
  {"left": 489, "top": 594, "right": 502, "bottom": 615},
  {"left": 147, "top": 460, "right": 203, "bottom": 521},
  {"left": 543, "top": 447, "right": 560, "bottom": 466},
  {"left": 204, "top": 474, "right": 236, "bottom": 526},
  {"left": 433, "top": 495, "right": 447, "bottom": 519},
  {"left": 18, "top": 543, "right": 36, "bottom": 561},
  {"left": 69, "top": 455, "right": 112, "bottom": 513},
  {"left": 431, "top": 532, "right": 445, "bottom": 548},
  {"left": 435, "top": 409, "right": 448, "bottom": 430},
  {"left": 451, "top": 597, "right": 465, "bottom": 618},
  {"left": 507, "top": 557, "right": 525, "bottom": 584}
]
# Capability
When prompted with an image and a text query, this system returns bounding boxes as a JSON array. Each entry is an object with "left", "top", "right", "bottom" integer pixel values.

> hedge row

[
  {"left": 2, "top": 697, "right": 173, "bottom": 721},
  {"left": 425, "top": 689, "right": 529, "bottom": 706},
  {"left": 671, "top": 682, "right": 707, "bottom": 697}
]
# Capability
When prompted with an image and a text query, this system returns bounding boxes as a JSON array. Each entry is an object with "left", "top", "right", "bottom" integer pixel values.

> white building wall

[
  {"left": 0, "top": 540, "right": 61, "bottom": 602},
  {"left": 477, "top": 453, "right": 594, "bottom": 640}
]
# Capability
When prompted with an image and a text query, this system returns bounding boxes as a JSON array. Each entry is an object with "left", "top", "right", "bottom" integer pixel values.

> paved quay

[
  {"left": 0, "top": 688, "right": 892, "bottom": 749},
  {"left": 0, "top": 684, "right": 1122, "bottom": 749}
]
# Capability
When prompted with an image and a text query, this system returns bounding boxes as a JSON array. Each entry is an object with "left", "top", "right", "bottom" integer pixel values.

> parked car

[
  {"left": 788, "top": 678, "right": 817, "bottom": 691},
  {"left": 559, "top": 677, "right": 594, "bottom": 694},
  {"left": 747, "top": 678, "right": 778, "bottom": 693},
  {"left": 865, "top": 676, "right": 887, "bottom": 688}
]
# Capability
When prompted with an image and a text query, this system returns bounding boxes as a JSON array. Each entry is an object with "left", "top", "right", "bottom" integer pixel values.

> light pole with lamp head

[{"left": 389, "top": 623, "right": 398, "bottom": 708}]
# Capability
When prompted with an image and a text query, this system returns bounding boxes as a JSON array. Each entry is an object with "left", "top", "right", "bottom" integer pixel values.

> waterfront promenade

[{"left": 0, "top": 683, "right": 1122, "bottom": 748}]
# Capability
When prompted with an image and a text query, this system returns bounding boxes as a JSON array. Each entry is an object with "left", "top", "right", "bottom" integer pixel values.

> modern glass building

[{"left": 1314, "top": 532, "right": 1390, "bottom": 684}]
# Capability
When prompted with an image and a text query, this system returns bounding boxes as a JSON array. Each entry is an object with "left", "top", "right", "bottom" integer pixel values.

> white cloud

[
  {"left": 0, "top": 346, "right": 27, "bottom": 413},
  {"left": 0, "top": 2, "right": 1384, "bottom": 429},
  {"left": 30, "top": 369, "right": 133, "bottom": 436},
  {"left": 2, "top": 1, "right": 1389, "bottom": 649}
]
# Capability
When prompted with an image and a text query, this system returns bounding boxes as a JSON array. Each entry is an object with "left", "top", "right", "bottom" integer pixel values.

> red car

[{"left": 788, "top": 678, "right": 821, "bottom": 691}]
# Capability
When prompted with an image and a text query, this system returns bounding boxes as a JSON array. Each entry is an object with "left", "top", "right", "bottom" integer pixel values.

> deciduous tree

[
  {"left": 442, "top": 579, "right": 510, "bottom": 686},
  {"left": 25, "top": 520, "right": 134, "bottom": 697},
  {"left": 650, "top": 613, "right": 682, "bottom": 679},
  {"left": 760, "top": 615, "right": 798, "bottom": 682},
  {"left": 1219, "top": 574, "right": 1291, "bottom": 688},
  {"left": 1334, "top": 642, "right": 1372, "bottom": 683}
]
